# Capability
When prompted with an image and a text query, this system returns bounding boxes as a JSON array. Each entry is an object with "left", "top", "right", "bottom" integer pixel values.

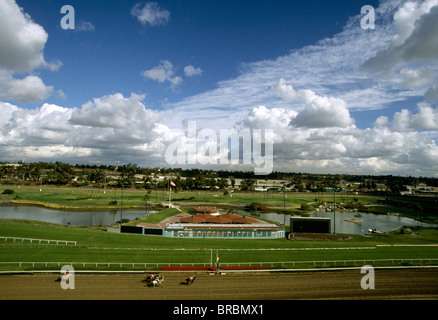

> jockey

[{"left": 62, "top": 271, "right": 70, "bottom": 281}]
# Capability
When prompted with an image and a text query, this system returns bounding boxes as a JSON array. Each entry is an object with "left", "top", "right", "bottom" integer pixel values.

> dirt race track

[{"left": 1, "top": 269, "right": 437, "bottom": 300}]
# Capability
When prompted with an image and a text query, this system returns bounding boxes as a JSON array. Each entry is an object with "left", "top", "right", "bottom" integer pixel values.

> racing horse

[
  {"left": 143, "top": 273, "right": 158, "bottom": 285},
  {"left": 141, "top": 273, "right": 159, "bottom": 285},
  {"left": 142, "top": 273, "right": 164, "bottom": 287},
  {"left": 55, "top": 271, "right": 71, "bottom": 282},
  {"left": 180, "top": 276, "right": 196, "bottom": 285},
  {"left": 148, "top": 275, "right": 164, "bottom": 287}
]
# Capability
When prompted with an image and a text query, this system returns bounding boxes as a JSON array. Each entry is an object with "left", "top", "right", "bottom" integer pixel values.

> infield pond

[
  {"left": 0, "top": 206, "right": 155, "bottom": 226},
  {"left": 0, "top": 206, "right": 435, "bottom": 235},
  {"left": 255, "top": 211, "right": 436, "bottom": 235}
]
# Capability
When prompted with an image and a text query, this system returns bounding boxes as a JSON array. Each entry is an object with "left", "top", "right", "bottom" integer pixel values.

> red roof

[
  {"left": 180, "top": 216, "right": 207, "bottom": 223},
  {"left": 221, "top": 214, "right": 242, "bottom": 221},
  {"left": 179, "top": 213, "right": 262, "bottom": 225},
  {"left": 232, "top": 216, "right": 259, "bottom": 224},
  {"left": 206, "top": 216, "right": 233, "bottom": 224},
  {"left": 194, "top": 213, "right": 215, "bottom": 220}
]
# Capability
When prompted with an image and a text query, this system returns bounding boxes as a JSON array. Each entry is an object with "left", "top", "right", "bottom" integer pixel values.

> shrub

[
  {"left": 2, "top": 189, "right": 14, "bottom": 195},
  {"left": 248, "top": 202, "right": 261, "bottom": 211}
]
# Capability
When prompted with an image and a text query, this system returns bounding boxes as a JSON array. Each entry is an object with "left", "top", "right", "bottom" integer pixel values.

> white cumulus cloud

[
  {"left": 0, "top": 0, "right": 60, "bottom": 103},
  {"left": 142, "top": 60, "right": 182, "bottom": 87},
  {"left": 273, "top": 79, "right": 354, "bottom": 128},
  {"left": 363, "top": 0, "right": 438, "bottom": 100},
  {"left": 131, "top": 2, "right": 170, "bottom": 26},
  {"left": 0, "top": 93, "right": 175, "bottom": 164},
  {"left": 184, "top": 65, "right": 203, "bottom": 77}
]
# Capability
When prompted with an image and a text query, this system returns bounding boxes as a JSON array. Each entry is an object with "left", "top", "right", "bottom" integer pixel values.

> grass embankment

[{"left": 0, "top": 188, "right": 150, "bottom": 210}]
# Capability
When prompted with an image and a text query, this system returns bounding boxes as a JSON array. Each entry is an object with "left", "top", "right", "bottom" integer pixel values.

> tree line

[{"left": 1, "top": 161, "right": 437, "bottom": 193}]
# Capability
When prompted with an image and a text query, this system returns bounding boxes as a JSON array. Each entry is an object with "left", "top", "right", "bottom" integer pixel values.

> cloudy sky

[{"left": 1, "top": 0, "right": 438, "bottom": 176}]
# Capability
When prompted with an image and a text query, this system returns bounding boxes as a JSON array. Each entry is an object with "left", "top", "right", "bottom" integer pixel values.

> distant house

[{"left": 0, "top": 163, "right": 22, "bottom": 168}]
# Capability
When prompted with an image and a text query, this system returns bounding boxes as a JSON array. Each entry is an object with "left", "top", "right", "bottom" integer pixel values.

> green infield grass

[
  {"left": 1, "top": 187, "right": 437, "bottom": 271},
  {"left": 1, "top": 218, "right": 437, "bottom": 271}
]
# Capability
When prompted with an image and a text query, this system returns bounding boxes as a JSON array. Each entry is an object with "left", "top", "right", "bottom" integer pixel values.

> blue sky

[
  {"left": 1, "top": 0, "right": 438, "bottom": 176},
  {"left": 19, "top": 0, "right": 378, "bottom": 109}
]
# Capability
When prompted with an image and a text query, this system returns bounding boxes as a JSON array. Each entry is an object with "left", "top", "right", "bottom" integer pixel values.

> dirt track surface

[{"left": 1, "top": 269, "right": 437, "bottom": 300}]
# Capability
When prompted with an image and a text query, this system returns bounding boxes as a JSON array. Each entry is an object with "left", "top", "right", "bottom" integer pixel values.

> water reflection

[
  {"left": 0, "top": 206, "right": 154, "bottom": 226},
  {"left": 1, "top": 206, "right": 436, "bottom": 234},
  {"left": 251, "top": 211, "right": 437, "bottom": 235}
]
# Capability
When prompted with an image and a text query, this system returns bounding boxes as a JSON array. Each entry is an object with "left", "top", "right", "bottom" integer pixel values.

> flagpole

[
  {"left": 168, "top": 180, "right": 176, "bottom": 207},
  {"left": 120, "top": 172, "right": 124, "bottom": 230},
  {"left": 169, "top": 180, "right": 172, "bottom": 207}
]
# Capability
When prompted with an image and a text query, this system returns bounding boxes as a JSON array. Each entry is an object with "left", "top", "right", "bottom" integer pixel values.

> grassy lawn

[{"left": 1, "top": 188, "right": 149, "bottom": 209}]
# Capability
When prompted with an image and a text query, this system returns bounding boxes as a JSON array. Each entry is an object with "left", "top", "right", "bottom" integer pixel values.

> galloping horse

[
  {"left": 183, "top": 276, "right": 196, "bottom": 285},
  {"left": 142, "top": 273, "right": 164, "bottom": 287},
  {"left": 55, "top": 271, "right": 71, "bottom": 282},
  {"left": 149, "top": 275, "right": 164, "bottom": 287},
  {"left": 143, "top": 274, "right": 156, "bottom": 283}
]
